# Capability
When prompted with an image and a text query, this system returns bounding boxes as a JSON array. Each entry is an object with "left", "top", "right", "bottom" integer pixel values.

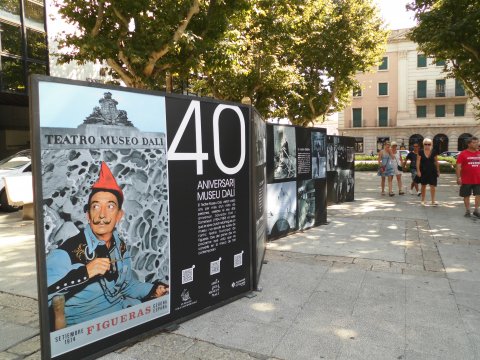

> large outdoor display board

[
  {"left": 30, "top": 76, "right": 253, "bottom": 359},
  {"left": 266, "top": 124, "right": 327, "bottom": 239},
  {"left": 251, "top": 109, "right": 267, "bottom": 288},
  {"left": 326, "top": 135, "right": 355, "bottom": 204}
]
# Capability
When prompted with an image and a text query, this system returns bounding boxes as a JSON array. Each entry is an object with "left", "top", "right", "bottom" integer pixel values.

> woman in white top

[{"left": 391, "top": 142, "right": 405, "bottom": 195}]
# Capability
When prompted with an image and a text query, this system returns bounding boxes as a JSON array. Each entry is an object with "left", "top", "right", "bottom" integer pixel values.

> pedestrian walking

[
  {"left": 403, "top": 143, "right": 421, "bottom": 196},
  {"left": 416, "top": 138, "right": 440, "bottom": 206},
  {"left": 456, "top": 136, "right": 480, "bottom": 217},
  {"left": 391, "top": 142, "right": 405, "bottom": 195},
  {"left": 377, "top": 142, "right": 395, "bottom": 196}
]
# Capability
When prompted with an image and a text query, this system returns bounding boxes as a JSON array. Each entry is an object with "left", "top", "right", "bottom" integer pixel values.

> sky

[
  {"left": 375, "top": 0, "right": 417, "bottom": 30},
  {"left": 38, "top": 81, "right": 167, "bottom": 133}
]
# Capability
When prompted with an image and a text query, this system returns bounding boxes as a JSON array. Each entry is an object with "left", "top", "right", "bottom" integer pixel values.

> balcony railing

[{"left": 414, "top": 89, "right": 467, "bottom": 99}]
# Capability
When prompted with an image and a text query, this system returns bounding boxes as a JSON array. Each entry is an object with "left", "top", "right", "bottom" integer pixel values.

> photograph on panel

[
  {"left": 298, "top": 179, "right": 316, "bottom": 230},
  {"left": 311, "top": 131, "right": 326, "bottom": 179},
  {"left": 267, "top": 181, "right": 297, "bottom": 236},
  {"left": 254, "top": 112, "right": 266, "bottom": 166},
  {"left": 273, "top": 126, "right": 297, "bottom": 179}
]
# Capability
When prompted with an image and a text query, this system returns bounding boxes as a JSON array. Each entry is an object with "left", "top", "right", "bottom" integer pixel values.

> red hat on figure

[{"left": 86, "top": 162, "right": 124, "bottom": 210}]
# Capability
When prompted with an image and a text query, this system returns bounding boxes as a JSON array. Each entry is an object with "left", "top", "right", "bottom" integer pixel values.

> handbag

[{"left": 397, "top": 165, "right": 402, "bottom": 171}]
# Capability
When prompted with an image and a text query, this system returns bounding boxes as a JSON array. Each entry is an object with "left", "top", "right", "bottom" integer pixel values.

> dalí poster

[{"left": 31, "top": 76, "right": 251, "bottom": 359}]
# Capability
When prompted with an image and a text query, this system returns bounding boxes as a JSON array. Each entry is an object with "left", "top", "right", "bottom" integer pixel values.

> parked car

[
  {"left": 0, "top": 149, "right": 31, "bottom": 211},
  {"left": 440, "top": 151, "right": 459, "bottom": 158}
]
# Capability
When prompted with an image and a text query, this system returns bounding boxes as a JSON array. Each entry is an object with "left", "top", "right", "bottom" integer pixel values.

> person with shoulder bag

[
  {"left": 391, "top": 142, "right": 405, "bottom": 195},
  {"left": 377, "top": 142, "right": 395, "bottom": 196}
]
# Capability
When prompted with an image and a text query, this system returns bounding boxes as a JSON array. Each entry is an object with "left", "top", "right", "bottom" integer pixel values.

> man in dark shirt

[{"left": 403, "top": 143, "right": 420, "bottom": 196}]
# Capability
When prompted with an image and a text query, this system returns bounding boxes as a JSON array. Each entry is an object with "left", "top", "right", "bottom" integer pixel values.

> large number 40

[{"left": 167, "top": 100, "right": 246, "bottom": 175}]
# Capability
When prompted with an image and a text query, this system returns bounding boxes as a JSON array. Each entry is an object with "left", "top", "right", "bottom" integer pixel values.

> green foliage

[
  {"left": 53, "top": 0, "right": 248, "bottom": 89},
  {"left": 354, "top": 161, "right": 455, "bottom": 173},
  {"left": 355, "top": 155, "right": 377, "bottom": 161},
  {"left": 54, "top": 0, "right": 387, "bottom": 124},
  {"left": 354, "top": 162, "right": 379, "bottom": 171},
  {"left": 193, "top": 0, "right": 388, "bottom": 125},
  {"left": 408, "top": 0, "right": 480, "bottom": 118}
]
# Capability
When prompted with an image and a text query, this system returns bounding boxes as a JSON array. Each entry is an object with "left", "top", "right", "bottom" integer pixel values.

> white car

[{"left": 0, "top": 150, "right": 32, "bottom": 211}]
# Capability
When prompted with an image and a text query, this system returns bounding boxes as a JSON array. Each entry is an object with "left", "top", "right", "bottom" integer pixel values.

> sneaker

[
  {"left": 409, "top": 189, "right": 414, "bottom": 195},
  {"left": 465, "top": 210, "right": 471, "bottom": 217},
  {"left": 431, "top": 201, "right": 439, "bottom": 206},
  {"left": 421, "top": 201, "right": 426, "bottom": 206},
  {"left": 473, "top": 209, "right": 480, "bottom": 218},
  {"left": 417, "top": 192, "right": 421, "bottom": 197}
]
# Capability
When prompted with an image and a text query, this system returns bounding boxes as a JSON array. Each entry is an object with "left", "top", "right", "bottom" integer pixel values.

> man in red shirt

[{"left": 456, "top": 137, "right": 480, "bottom": 217}]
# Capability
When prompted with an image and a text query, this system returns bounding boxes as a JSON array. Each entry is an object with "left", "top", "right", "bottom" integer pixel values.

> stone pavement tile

[
  {"left": 352, "top": 298, "right": 405, "bottom": 324},
  {"left": 272, "top": 327, "right": 343, "bottom": 360},
  {"left": 405, "top": 276, "right": 451, "bottom": 293},
  {"left": 458, "top": 305, "right": 480, "bottom": 335},
  {"left": 337, "top": 341, "right": 405, "bottom": 360},
  {"left": 134, "top": 332, "right": 195, "bottom": 350},
  {"left": 0, "top": 321, "right": 38, "bottom": 352},
  {"left": 207, "top": 286, "right": 314, "bottom": 327},
  {"left": 0, "top": 352, "right": 18, "bottom": 360},
  {"left": 297, "top": 290, "right": 358, "bottom": 319},
  {"left": 451, "top": 292, "right": 480, "bottom": 313},
  {"left": 406, "top": 324, "right": 474, "bottom": 359},
  {"left": 406, "top": 302, "right": 463, "bottom": 330},
  {"left": 292, "top": 296, "right": 355, "bottom": 334},
  {"left": 371, "top": 262, "right": 403, "bottom": 274},
  {"left": 258, "top": 260, "right": 328, "bottom": 293},
  {"left": 403, "top": 263, "right": 424, "bottom": 271},
  {"left": 315, "top": 276, "right": 364, "bottom": 296},
  {"left": 176, "top": 318, "right": 288, "bottom": 356},
  {"left": 0, "top": 293, "right": 37, "bottom": 312},
  {"left": 6, "top": 335, "right": 40, "bottom": 356},
  {"left": 467, "top": 332, "right": 480, "bottom": 359},
  {"left": 361, "top": 271, "right": 406, "bottom": 290},
  {"left": 422, "top": 260, "right": 444, "bottom": 272},
  {"left": 405, "top": 349, "right": 457, "bottom": 360},
  {"left": 117, "top": 333, "right": 252, "bottom": 360},
  {"left": 184, "top": 340, "right": 260, "bottom": 360},
  {"left": 449, "top": 278, "right": 480, "bottom": 296},
  {"left": 99, "top": 352, "right": 137, "bottom": 360},
  {"left": 0, "top": 306, "right": 39, "bottom": 327},
  {"left": 389, "top": 262, "right": 408, "bottom": 273},
  {"left": 324, "top": 266, "right": 367, "bottom": 283},
  {"left": 406, "top": 289, "right": 457, "bottom": 309},
  {"left": 343, "top": 317, "right": 405, "bottom": 351},
  {"left": 23, "top": 351, "right": 41, "bottom": 360},
  {"left": 119, "top": 343, "right": 190, "bottom": 360}
]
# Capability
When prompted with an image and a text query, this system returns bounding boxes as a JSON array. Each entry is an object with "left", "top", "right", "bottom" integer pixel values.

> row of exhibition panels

[{"left": 30, "top": 76, "right": 354, "bottom": 359}]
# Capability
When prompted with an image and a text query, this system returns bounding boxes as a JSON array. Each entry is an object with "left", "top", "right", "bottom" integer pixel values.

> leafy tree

[
  {"left": 192, "top": 0, "right": 388, "bottom": 126},
  {"left": 408, "top": 0, "right": 480, "bottom": 115},
  {"left": 52, "top": 0, "right": 248, "bottom": 89}
]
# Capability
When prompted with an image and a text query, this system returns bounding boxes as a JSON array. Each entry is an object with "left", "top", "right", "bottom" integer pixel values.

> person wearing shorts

[{"left": 456, "top": 136, "right": 480, "bottom": 217}]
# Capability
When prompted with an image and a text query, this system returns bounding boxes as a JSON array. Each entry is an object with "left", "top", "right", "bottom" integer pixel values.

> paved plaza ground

[{"left": 1, "top": 172, "right": 479, "bottom": 359}]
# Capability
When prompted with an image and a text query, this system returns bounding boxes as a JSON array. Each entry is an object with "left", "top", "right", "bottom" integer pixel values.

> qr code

[
  {"left": 234, "top": 251, "right": 243, "bottom": 268},
  {"left": 210, "top": 258, "right": 221, "bottom": 275},
  {"left": 182, "top": 265, "right": 195, "bottom": 284}
]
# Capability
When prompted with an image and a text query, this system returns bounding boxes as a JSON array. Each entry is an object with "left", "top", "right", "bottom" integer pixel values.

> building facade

[
  {"left": 338, "top": 28, "right": 479, "bottom": 155},
  {"left": 0, "top": 0, "right": 48, "bottom": 157}
]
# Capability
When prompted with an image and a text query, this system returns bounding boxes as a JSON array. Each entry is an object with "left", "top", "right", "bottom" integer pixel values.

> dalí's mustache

[{"left": 92, "top": 218, "right": 112, "bottom": 225}]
